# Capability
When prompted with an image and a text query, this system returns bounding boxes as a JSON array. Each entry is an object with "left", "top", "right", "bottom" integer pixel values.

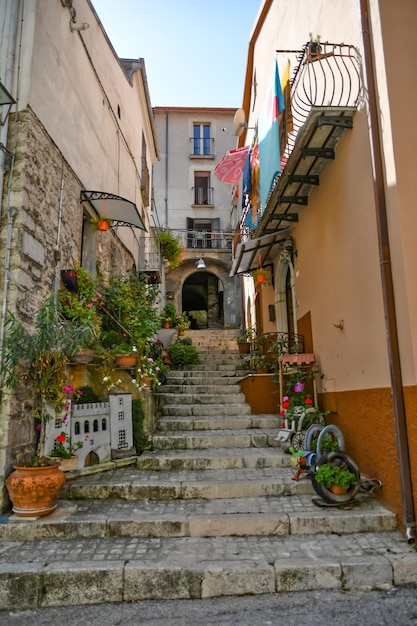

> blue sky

[{"left": 92, "top": 0, "right": 263, "bottom": 108}]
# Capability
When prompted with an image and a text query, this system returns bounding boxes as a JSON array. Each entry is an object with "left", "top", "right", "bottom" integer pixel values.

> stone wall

[{"left": 0, "top": 107, "right": 138, "bottom": 509}]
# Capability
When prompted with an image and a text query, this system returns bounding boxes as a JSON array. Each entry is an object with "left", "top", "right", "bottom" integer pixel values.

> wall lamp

[
  {"left": 70, "top": 22, "right": 90, "bottom": 32},
  {"left": 196, "top": 257, "right": 206, "bottom": 270}
]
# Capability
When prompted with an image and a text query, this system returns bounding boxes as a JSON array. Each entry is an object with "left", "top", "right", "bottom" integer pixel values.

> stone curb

[{"left": 0, "top": 554, "right": 410, "bottom": 609}]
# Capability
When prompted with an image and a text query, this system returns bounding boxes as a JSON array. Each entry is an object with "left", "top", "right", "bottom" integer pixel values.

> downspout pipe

[{"left": 360, "top": 0, "right": 415, "bottom": 544}]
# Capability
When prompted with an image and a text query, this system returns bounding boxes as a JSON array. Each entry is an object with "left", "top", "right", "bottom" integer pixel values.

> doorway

[{"left": 182, "top": 271, "right": 224, "bottom": 329}]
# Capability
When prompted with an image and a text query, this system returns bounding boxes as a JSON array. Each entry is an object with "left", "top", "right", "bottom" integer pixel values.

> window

[
  {"left": 194, "top": 171, "right": 213, "bottom": 205},
  {"left": 193, "top": 123, "right": 211, "bottom": 155},
  {"left": 118, "top": 429, "right": 128, "bottom": 449},
  {"left": 84, "top": 420, "right": 90, "bottom": 434},
  {"left": 74, "top": 421, "right": 80, "bottom": 435},
  {"left": 102, "top": 418, "right": 107, "bottom": 431},
  {"left": 93, "top": 419, "right": 99, "bottom": 432}
]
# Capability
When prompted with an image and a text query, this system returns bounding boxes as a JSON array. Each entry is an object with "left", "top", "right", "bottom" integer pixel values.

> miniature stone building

[{"left": 45, "top": 393, "right": 135, "bottom": 469}]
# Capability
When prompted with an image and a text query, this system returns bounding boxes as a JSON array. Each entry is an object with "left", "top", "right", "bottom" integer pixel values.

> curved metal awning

[
  {"left": 229, "top": 229, "right": 290, "bottom": 276},
  {"left": 81, "top": 190, "right": 147, "bottom": 230}
]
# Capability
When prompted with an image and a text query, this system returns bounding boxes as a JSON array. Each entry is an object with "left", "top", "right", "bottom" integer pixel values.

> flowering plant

[
  {"left": 49, "top": 432, "right": 86, "bottom": 459},
  {"left": 176, "top": 312, "right": 190, "bottom": 332}
]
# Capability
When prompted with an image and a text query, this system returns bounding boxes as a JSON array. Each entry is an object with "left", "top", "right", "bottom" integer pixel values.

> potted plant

[
  {"left": 2, "top": 294, "right": 95, "bottom": 516},
  {"left": 176, "top": 312, "right": 190, "bottom": 335},
  {"left": 47, "top": 432, "right": 84, "bottom": 472},
  {"left": 251, "top": 267, "right": 272, "bottom": 285},
  {"left": 244, "top": 352, "right": 269, "bottom": 373},
  {"left": 160, "top": 303, "right": 177, "bottom": 329},
  {"left": 158, "top": 229, "right": 184, "bottom": 269},
  {"left": 234, "top": 328, "right": 254, "bottom": 354},
  {"left": 315, "top": 463, "right": 358, "bottom": 494},
  {"left": 90, "top": 215, "right": 113, "bottom": 231},
  {"left": 307, "top": 33, "right": 322, "bottom": 59}
]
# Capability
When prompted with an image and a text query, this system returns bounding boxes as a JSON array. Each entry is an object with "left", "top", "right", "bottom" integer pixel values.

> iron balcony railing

[
  {"left": 192, "top": 186, "right": 214, "bottom": 206},
  {"left": 170, "top": 228, "right": 234, "bottom": 251},
  {"left": 189, "top": 137, "right": 215, "bottom": 157},
  {"left": 137, "top": 237, "right": 162, "bottom": 274},
  {"left": 238, "top": 41, "right": 363, "bottom": 237}
]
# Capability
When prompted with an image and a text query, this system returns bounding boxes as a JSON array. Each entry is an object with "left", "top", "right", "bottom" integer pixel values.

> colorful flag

[
  {"left": 280, "top": 60, "right": 293, "bottom": 157},
  {"left": 258, "top": 59, "right": 285, "bottom": 211}
]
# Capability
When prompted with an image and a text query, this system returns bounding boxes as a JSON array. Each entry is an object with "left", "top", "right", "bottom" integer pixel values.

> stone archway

[{"left": 182, "top": 271, "right": 224, "bottom": 329}]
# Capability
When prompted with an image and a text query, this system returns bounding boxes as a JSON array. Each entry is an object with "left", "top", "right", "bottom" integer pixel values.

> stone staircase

[{"left": 0, "top": 329, "right": 416, "bottom": 609}]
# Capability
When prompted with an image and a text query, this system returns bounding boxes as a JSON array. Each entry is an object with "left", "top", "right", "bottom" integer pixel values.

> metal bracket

[
  {"left": 302, "top": 147, "right": 335, "bottom": 159},
  {"left": 288, "top": 174, "right": 320, "bottom": 185},
  {"left": 278, "top": 196, "right": 308, "bottom": 205},
  {"left": 317, "top": 116, "right": 353, "bottom": 129}
]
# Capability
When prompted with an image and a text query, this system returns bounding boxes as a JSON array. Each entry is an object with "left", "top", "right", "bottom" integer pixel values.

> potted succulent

[{"left": 2, "top": 294, "right": 95, "bottom": 515}]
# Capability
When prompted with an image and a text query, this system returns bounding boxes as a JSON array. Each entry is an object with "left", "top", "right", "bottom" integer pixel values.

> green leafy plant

[
  {"left": 166, "top": 339, "right": 200, "bottom": 368},
  {"left": 251, "top": 267, "right": 272, "bottom": 284},
  {"left": 244, "top": 352, "right": 269, "bottom": 371},
  {"left": 234, "top": 328, "right": 255, "bottom": 343},
  {"left": 48, "top": 432, "right": 85, "bottom": 459},
  {"left": 315, "top": 463, "right": 358, "bottom": 490},
  {"left": 2, "top": 294, "right": 95, "bottom": 464},
  {"left": 158, "top": 229, "right": 184, "bottom": 268},
  {"left": 175, "top": 312, "right": 190, "bottom": 332},
  {"left": 161, "top": 302, "right": 177, "bottom": 326},
  {"left": 310, "top": 435, "right": 339, "bottom": 453}
]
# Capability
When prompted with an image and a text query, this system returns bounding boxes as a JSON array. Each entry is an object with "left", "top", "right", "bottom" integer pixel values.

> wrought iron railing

[
  {"left": 189, "top": 137, "right": 215, "bottom": 157},
  {"left": 192, "top": 186, "right": 214, "bottom": 206},
  {"left": 238, "top": 42, "right": 363, "bottom": 237},
  {"left": 137, "top": 237, "right": 162, "bottom": 273},
  {"left": 169, "top": 228, "right": 234, "bottom": 251}
]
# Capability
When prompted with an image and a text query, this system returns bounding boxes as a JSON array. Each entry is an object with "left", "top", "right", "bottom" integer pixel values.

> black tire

[{"left": 311, "top": 451, "right": 361, "bottom": 504}]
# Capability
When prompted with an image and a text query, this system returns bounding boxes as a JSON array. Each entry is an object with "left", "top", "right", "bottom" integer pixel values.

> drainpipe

[
  {"left": 360, "top": 0, "right": 415, "bottom": 544},
  {"left": 164, "top": 109, "right": 169, "bottom": 227}
]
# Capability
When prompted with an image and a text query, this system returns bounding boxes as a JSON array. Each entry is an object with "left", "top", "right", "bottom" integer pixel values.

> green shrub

[{"left": 166, "top": 340, "right": 200, "bottom": 368}]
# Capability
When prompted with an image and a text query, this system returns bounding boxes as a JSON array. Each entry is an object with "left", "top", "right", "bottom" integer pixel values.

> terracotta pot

[
  {"left": 256, "top": 275, "right": 265, "bottom": 283},
  {"left": 142, "top": 376, "right": 153, "bottom": 389},
  {"left": 97, "top": 219, "right": 110, "bottom": 231},
  {"left": 115, "top": 354, "right": 138, "bottom": 369},
  {"left": 330, "top": 484, "right": 347, "bottom": 495},
  {"left": 49, "top": 456, "right": 79, "bottom": 472},
  {"left": 178, "top": 329, "right": 185, "bottom": 336},
  {"left": 5, "top": 462, "right": 66, "bottom": 517},
  {"left": 238, "top": 342, "right": 251, "bottom": 354},
  {"left": 162, "top": 321, "right": 171, "bottom": 329}
]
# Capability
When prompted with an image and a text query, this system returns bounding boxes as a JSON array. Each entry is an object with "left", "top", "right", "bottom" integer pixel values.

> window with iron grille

[{"left": 118, "top": 429, "right": 128, "bottom": 449}]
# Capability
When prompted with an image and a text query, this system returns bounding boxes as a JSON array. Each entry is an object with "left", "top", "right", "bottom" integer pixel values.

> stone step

[
  {"left": 157, "top": 384, "right": 243, "bottom": 395},
  {"left": 157, "top": 393, "right": 246, "bottom": 406},
  {"left": 151, "top": 428, "right": 278, "bottom": 449},
  {"left": 1, "top": 529, "right": 415, "bottom": 609},
  {"left": 186, "top": 363, "right": 246, "bottom": 372},
  {"left": 155, "top": 415, "right": 279, "bottom": 432},
  {"left": 164, "top": 375, "right": 245, "bottom": 386},
  {"left": 137, "top": 447, "right": 290, "bottom": 471},
  {"left": 159, "top": 404, "right": 253, "bottom": 417},
  {"left": 60, "top": 466, "right": 313, "bottom": 500},
  {"left": 0, "top": 494, "right": 397, "bottom": 541}
]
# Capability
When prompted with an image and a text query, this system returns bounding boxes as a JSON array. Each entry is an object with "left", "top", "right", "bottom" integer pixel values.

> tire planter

[
  {"left": 311, "top": 451, "right": 361, "bottom": 504},
  {"left": 5, "top": 462, "right": 66, "bottom": 517}
]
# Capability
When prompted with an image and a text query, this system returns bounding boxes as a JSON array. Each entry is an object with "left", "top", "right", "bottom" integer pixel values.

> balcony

[
  {"left": 239, "top": 42, "right": 363, "bottom": 243},
  {"left": 137, "top": 237, "right": 162, "bottom": 283},
  {"left": 168, "top": 228, "right": 234, "bottom": 252},
  {"left": 192, "top": 186, "right": 214, "bottom": 207},
  {"left": 189, "top": 137, "right": 215, "bottom": 159}
]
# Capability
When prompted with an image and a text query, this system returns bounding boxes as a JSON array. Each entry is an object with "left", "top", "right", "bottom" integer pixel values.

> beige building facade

[
  {"left": 233, "top": 0, "right": 417, "bottom": 538},
  {"left": 0, "top": 0, "right": 159, "bottom": 507},
  {"left": 152, "top": 107, "right": 243, "bottom": 329}
]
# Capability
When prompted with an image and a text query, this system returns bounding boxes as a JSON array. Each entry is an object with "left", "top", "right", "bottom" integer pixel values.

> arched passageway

[{"left": 182, "top": 271, "right": 224, "bottom": 329}]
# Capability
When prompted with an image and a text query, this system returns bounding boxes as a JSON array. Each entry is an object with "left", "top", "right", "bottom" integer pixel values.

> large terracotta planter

[
  {"left": 5, "top": 462, "right": 66, "bottom": 517},
  {"left": 238, "top": 342, "right": 251, "bottom": 354},
  {"left": 115, "top": 354, "right": 138, "bottom": 369}
]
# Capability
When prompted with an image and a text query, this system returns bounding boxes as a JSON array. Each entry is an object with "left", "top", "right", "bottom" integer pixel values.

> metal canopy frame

[
  {"left": 80, "top": 190, "right": 147, "bottom": 231},
  {"left": 229, "top": 229, "right": 290, "bottom": 276}
]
